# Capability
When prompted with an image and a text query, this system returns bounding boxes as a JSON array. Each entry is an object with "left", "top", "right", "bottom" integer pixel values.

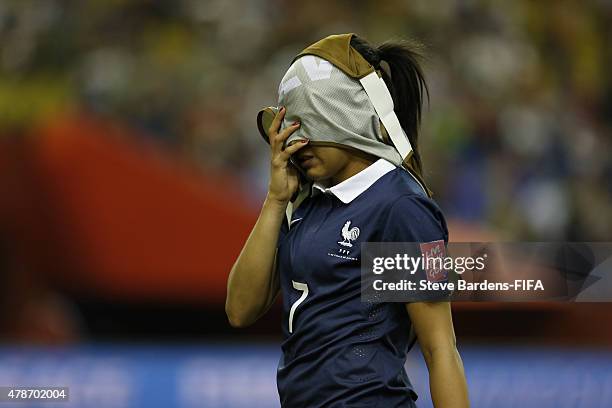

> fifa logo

[{"left": 338, "top": 220, "right": 360, "bottom": 248}]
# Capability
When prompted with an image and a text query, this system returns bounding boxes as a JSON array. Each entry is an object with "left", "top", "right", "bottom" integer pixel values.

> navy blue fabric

[{"left": 276, "top": 168, "right": 448, "bottom": 408}]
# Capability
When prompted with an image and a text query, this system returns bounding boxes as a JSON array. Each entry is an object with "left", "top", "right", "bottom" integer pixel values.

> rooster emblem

[{"left": 338, "top": 220, "right": 360, "bottom": 247}]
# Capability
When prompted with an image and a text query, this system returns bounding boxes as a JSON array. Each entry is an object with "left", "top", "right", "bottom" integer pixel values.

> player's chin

[{"left": 303, "top": 164, "right": 327, "bottom": 180}]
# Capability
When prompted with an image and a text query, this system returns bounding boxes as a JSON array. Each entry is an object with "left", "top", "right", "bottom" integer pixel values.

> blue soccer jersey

[{"left": 275, "top": 159, "right": 449, "bottom": 407}]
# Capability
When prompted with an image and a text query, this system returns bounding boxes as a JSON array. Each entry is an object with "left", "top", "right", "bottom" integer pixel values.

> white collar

[{"left": 313, "top": 159, "right": 396, "bottom": 204}]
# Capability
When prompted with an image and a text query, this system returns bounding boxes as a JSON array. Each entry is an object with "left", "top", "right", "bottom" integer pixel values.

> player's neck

[{"left": 328, "top": 158, "right": 374, "bottom": 187}]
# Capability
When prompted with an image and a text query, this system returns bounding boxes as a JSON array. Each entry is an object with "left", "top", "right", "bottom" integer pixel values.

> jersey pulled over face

[
  {"left": 276, "top": 55, "right": 404, "bottom": 167},
  {"left": 275, "top": 159, "right": 449, "bottom": 407}
]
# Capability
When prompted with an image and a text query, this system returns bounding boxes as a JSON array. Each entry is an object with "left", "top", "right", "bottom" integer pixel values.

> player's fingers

[
  {"left": 272, "top": 120, "right": 301, "bottom": 157},
  {"left": 268, "top": 106, "right": 285, "bottom": 152},
  {"left": 278, "top": 138, "right": 309, "bottom": 161},
  {"left": 271, "top": 134, "right": 305, "bottom": 169},
  {"left": 275, "top": 120, "right": 301, "bottom": 145}
]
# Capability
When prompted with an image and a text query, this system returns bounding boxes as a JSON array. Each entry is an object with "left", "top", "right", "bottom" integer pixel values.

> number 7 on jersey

[{"left": 289, "top": 281, "right": 308, "bottom": 333}]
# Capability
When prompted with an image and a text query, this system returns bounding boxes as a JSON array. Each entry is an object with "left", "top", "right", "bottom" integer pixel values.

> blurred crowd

[{"left": 1, "top": 0, "right": 611, "bottom": 240}]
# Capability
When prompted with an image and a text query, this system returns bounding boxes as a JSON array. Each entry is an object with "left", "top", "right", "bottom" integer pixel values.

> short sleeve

[
  {"left": 381, "top": 194, "right": 449, "bottom": 244},
  {"left": 379, "top": 194, "right": 452, "bottom": 302}
]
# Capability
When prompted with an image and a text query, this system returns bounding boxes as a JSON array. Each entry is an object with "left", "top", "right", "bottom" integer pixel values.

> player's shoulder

[
  {"left": 375, "top": 169, "right": 448, "bottom": 241},
  {"left": 381, "top": 167, "right": 428, "bottom": 196},
  {"left": 386, "top": 192, "right": 445, "bottom": 226},
  {"left": 374, "top": 168, "right": 439, "bottom": 209}
]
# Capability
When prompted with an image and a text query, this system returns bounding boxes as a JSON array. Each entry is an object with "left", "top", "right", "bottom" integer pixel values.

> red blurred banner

[{"left": 1, "top": 115, "right": 256, "bottom": 303}]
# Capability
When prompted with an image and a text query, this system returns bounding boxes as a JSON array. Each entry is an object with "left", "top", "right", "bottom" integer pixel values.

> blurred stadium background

[{"left": 0, "top": 0, "right": 611, "bottom": 407}]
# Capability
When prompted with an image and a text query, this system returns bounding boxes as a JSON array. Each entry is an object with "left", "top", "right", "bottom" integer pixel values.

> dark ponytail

[{"left": 350, "top": 36, "right": 429, "bottom": 177}]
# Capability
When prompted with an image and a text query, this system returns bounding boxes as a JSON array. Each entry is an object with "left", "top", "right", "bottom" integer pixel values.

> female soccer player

[{"left": 226, "top": 34, "right": 469, "bottom": 407}]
